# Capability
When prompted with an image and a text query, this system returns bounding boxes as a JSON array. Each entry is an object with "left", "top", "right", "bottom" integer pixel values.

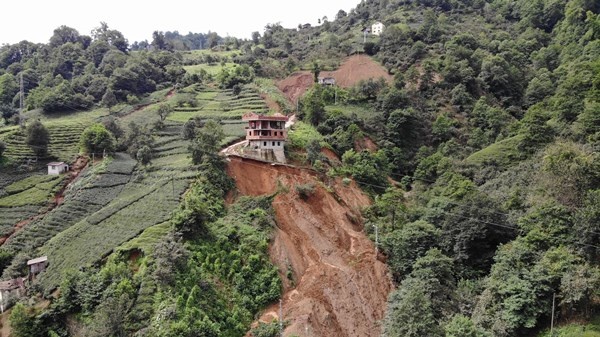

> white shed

[{"left": 48, "top": 162, "right": 68, "bottom": 175}]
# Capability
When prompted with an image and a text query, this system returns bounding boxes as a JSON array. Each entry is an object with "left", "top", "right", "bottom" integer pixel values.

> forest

[{"left": 0, "top": 0, "right": 599, "bottom": 336}]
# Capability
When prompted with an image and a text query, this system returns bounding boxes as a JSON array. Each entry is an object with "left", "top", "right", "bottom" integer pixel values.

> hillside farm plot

[
  {"left": 38, "top": 161, "right": 193, "bottom": 289},
  {"left": 1, "top": 122, "right": 88, "bottom": 163},
  {"left": 0, "top": 154, "right": 136, "bottom": 271},
  {"left": 0, "top": 174, "right": 64, "bottom": 236},
  {"left": 0, "top": 108, "right": 109, "bottom": 163},
  {"left": 28, "top": 124, "right": 195, "bottom": 290},
  {"left": 167, "top": 85, "right": 270, "bottom": 123},
  {"left": 183, "top": 62, "right": 237, "bottom": 76}
]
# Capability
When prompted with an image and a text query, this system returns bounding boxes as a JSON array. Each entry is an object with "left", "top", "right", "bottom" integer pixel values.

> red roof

[{"left": 242, "top": 112, "right": 288, "bottom": 121}]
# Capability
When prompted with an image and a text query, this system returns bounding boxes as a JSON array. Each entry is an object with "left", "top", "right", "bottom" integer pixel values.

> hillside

[
  {"left": 0, "top": 0, "right": 599, "bottom": 336},
  {"left": 228, "top": 156, "right": 391, "bottom": 336}
]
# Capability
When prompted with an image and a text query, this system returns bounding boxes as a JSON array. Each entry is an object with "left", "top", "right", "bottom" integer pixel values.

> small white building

[
  {"left": 27, "top": 256, "right": 48, "bottom": 281},
  {"left": 371, "top": 22, "right": 385, "bottom": 36},
  {"left": 318, "top": 77, "right": 336, "bottom": 86},
  {"left": 48, "top": 162, "right": 68, "bottom": 175}
]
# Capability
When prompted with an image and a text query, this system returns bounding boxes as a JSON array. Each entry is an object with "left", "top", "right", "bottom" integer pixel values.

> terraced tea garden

[
  {"left": 0, "top": 174, "right": 64, "bottom": 238},
  {"left": 0, "top": 108, "right": 109, "bottom": 163},
  {"left": 0, "top": 80, "right": 280, "bottom": 291}
]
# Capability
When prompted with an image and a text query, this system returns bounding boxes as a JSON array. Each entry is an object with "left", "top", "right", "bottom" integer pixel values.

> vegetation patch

[{"left": 465, "top": 135, "right": 525, "bottom": 167}]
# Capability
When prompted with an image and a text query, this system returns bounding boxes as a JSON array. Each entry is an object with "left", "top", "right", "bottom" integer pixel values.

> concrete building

[
  {"left": 243, "top": 112, "right": 288, "bottom": 150},
  {"left": 371, "top": 21, "right": 385, "bottom": 35},
  {"left": 48, "top": 162, "right": 68, "bottom": 175},
  {"left": 318, "top": 77, "right": 336, "bottom": 86}
]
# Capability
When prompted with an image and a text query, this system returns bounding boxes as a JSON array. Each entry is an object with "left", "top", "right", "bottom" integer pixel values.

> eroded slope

[{"left": 227, "top": 156, "right": 392, "bottom": 337}]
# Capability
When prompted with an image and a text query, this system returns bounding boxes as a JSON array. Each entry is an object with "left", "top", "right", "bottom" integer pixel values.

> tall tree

[{"left": 25, "top": 119, "right": 50, "bottom": 157}]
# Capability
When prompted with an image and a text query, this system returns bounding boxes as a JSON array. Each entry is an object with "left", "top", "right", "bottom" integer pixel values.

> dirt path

[
  {"left": 227, "top": 157, "right": 392, "bottom": 337},
  {"left": 0, "top": 308, "right": 11, "bottom": 337},
  {"left": 0, "top": 156, "right": 89, "bottom": 246}
]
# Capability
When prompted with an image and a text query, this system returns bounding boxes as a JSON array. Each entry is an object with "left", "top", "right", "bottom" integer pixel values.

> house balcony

[{"left": 247, "top": 135, "right": 286, "bottom": 140}]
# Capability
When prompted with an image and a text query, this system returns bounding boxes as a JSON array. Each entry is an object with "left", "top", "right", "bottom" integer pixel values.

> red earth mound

[
  {"left": 227, "top": 156, "right": 392, "bottom": 337},
  {"left": 277, "top": 55, "right": 393, "bottom": 103}
]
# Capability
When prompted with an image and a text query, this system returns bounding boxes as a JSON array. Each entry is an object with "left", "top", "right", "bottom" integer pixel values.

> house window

[
  {"left": 263, "top": 142, "right": 267, "bottom": 146},
  {"left": 272, "top": 142, "right": 275, "bottom": 146},
  {"left": 277, "top": 142, "right": 281, "bottom": 146}
]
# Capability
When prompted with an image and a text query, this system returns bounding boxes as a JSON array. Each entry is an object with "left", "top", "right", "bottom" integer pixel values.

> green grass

[
  {"left": 182, "top": 49, "right": 240, "bottom": 58},
  {"left": 465, "top": 135, "right": 525, "bottom": 167},
  {"left": 288, "top": 121, "right": 326, "bottom": 149},
  {"left": 22, "top": 108, "right": 109, "bottom": 126},
  {"left": 196, "top": 90, "right": 220, "bottom": 100},
  {"left": 183, "top": 63, "right": 236, "bottom": 76},
  {"left": 325, "top": 103, "right": 377, "bottom": 120},
  {"left": 538, "top": 317, "right": 600, "bottom": 337},
  {"left": 253, "top": 78, "right": 294, "bottom": 113}
]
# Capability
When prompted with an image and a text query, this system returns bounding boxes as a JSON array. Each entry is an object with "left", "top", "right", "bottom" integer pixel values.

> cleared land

[{"left": 277, "top": 54, "right": 393, "bottom": 102}]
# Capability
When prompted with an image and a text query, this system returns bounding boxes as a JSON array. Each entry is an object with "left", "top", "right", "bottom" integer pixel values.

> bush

[
  {"left": 25, "top": 119, "right": 50, "bottom": 157},
  {"left": 295, "top": 183, "right": 315, "bottom": 200},
  {"left": 251, "top": 320, "right": 281, "bottom": 337},
  {"left": 80, "top": 123, "right": 116, "bottom": 155},
  {"left": 0, "top": 140, "right": 6, "bottom": 157}
]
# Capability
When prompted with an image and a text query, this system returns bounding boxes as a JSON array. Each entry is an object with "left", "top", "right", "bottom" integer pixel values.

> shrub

[
  {"left": 0, "top": 140, "right": 6, "bottom": 157},
  {"left": 295, "top": 183, "right": 315, "bottom": 200},
  {"left": 25, "top": 119, "right": 50, "bottom": 157},
  {"left": 250, "top": 320, "right": 281, "bottom": 337},
  {"left": 80, "top": 123, "right": 116, "bottom": 155}
]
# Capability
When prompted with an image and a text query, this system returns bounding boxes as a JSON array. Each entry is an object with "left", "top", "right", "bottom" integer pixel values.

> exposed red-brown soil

[
  {"left": 277, "top": 72, "right": 314, "bottom": 104},
  {"left": 227, "top": 156, "right": 392, "bottom": 337},
  {"left": 277, "top": 55, "right": 393, "bottom": 103},
  {"left": 54, "top": 156, "right": 88, "bottom": 206},
  {"left": 321, "top": 54, "right": 392, "bottom": 88},
  {"left": 260, "top": 93, "right": 283, "bottom": 113},
  {"left": 354, "top": 136, "right": 378, "bottom": 153}
]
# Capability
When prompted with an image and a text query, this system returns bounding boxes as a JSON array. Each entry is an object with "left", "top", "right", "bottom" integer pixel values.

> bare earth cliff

[{"left": 227, "top": 156, "right": 392, "bottom": 337}]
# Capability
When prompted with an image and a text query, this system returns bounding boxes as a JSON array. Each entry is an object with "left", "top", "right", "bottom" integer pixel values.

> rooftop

[
  {"left": 27, "top": 256, "right": 48, "bottom": 265},
  {"left": 242, "top": 112, "right": 288, "bottom": 122},
  {"left": 47, "top": 162, "right": 66, "bottom": 166}
]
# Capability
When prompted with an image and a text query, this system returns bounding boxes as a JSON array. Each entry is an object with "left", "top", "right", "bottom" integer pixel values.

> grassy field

[
  {"left": 325, "top": 103, "right": 378, "bottom": 120},
  {"left": 183, "top": 62, "right": 237, "bottom": 75}
]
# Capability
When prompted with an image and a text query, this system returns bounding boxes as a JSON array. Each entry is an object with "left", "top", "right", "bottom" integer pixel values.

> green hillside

[{"left": 0, "top": 0, "right": 599, "bottom": 336}]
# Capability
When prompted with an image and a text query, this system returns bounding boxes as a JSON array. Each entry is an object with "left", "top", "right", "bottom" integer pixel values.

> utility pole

[
  {"left": 279, "top": 299, "right": 283, "bottom": 337},
  {"left": 19, "top": 72, "right": 24, "bottom": 128},
  {"left": 334, "top": 87, "right": 337, "bottom": 105},
  {"left": 550, "top": 293, "right": 556, "bottom": 336},
  {"left": 372, "top": 224, "right": 379, "bottom": 254},
  {"left": 171, "top": 174, "right": 175, "bottom": 198}
]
